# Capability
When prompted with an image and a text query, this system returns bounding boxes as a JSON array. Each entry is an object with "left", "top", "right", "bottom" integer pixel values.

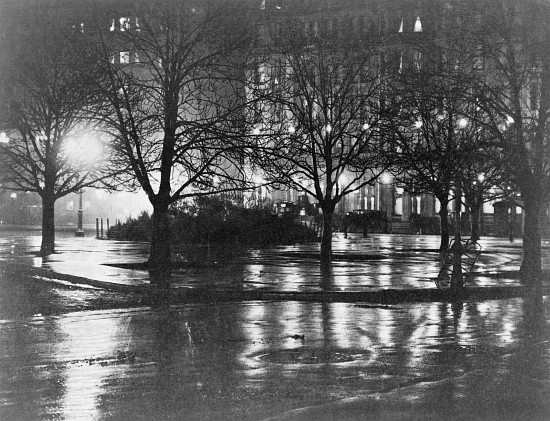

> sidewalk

[{"left": 1, "top": 230, "right": 549, "bottom": 302}]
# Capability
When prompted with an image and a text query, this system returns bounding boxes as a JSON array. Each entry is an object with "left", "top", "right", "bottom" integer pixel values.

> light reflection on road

[
  {"left": 0, "top": 232, "right": 544, "bottom": 292},
  {"left": 1, "top": 230, "right": 549, "bottom": 419},
  {"left": 1, "top": 297, "right": 549, "bottom": 420}
]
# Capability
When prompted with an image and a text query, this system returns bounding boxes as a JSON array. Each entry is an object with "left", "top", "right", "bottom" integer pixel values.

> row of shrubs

[{"left": 113, "top": 196, "right": 318, "bottom": 246}]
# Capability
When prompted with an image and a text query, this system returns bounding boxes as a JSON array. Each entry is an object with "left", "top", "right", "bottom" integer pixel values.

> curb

[{"left": 3, "top": 262, "right": 549, "bottom": 304}]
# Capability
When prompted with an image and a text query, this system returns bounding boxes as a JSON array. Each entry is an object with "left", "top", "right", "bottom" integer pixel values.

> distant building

[
  {"left": 0, "top": 185, "right": 151, "bottom": 228},
  {"left": 1, "top": 0, "right": 548, "bottom": 237}
]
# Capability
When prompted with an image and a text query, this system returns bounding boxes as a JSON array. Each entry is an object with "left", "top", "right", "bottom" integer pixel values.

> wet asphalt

[{"left": 0, "top": 229, "right": 549, "bottom": 420}]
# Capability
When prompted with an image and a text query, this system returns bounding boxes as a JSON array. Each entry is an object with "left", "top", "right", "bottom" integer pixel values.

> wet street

[{"left": 1, "top": 230, "right": 550, "bottom": 420}]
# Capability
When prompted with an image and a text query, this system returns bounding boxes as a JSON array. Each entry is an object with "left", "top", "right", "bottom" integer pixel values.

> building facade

[{"left": 1, "top": 0, "right": 549, "bottom": 237}]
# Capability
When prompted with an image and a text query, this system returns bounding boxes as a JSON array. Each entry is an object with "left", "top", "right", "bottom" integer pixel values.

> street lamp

[
  {"left": 339, "top": 173, "right": 348, "bottom": 213},
  {"left": 450, "top": 117, "right": 469, "bottom": 288},
  {"left": 75, "top": 191, "right": 84, "bottom": 237},
  {"left": 380, "top": 172, "right": 392, "bottom": 233},
  {"left": 476, "top": 173, "right": 485, "bottom": 238},
  {"left": 457, "top": 117, "right": 469, "bottom": 128},
  {"left": 65, "top": 132, "right": 103, "bottom": 237},
  {"left": 253, "top": 174, "right": 265, "bottom": 208}
]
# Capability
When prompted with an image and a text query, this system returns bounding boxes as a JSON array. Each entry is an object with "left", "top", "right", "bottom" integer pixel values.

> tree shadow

[
  {"left": 148, "top": 268, "right": 172, "bottom": 309},
  {"left": 320, "top": 262, "right": 335, "bottom": 291}
]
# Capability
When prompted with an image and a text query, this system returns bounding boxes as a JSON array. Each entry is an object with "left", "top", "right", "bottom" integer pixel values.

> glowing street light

[
  {"left": 65, "top": 133, "right": 103, "bottom": 237},
  {"left": 457, "top": 117, "right": 469, "bottom": 129},
  {"left": 75, "top": 191, "right": 85, "bottom": 237},
  {"left": 338, "top": 172, "right": 348, "bottom": 187},
  {"left": 381, "top": 172, "right": 392, "bottom": 184}
]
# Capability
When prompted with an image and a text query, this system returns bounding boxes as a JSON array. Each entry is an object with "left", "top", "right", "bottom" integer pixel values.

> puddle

[{"left": 257, "top": 348, "right": 368, "bottom": 365}]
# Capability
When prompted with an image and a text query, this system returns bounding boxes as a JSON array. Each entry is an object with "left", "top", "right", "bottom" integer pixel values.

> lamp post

[
  {"left": 338, "top": 172, "right": 348, "bottom": 214},
  {"left": 67, "top": 133, "right": 103, "bottom": 237},
  {"left": 476, "top": 173, "right": 485, "bottom": 238},
  {"left": 381, "top": 172, "right": 392, "bottom": 233},
  {"left": 75, "top": 190, "right": 84, "bottom": 237},
  {"left": 450, "top": 117, "right": 469, "bottom": 289}
]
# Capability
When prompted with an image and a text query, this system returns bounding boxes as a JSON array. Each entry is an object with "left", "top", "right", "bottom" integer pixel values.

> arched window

[{"left": 414, "top": 16, "right": 423, "bottom": 32}]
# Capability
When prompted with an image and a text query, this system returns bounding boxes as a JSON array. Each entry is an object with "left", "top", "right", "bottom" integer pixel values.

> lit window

[
  {"left": 530, "top": 82, "right": 540, "bottom": 110},
  {"left": 398, "top": 18, "right": 403, "bottom": 32},
  {"left": 110, "top": 19, "right": 116, "bottom": 31},
  {"left": 120, "top": 17, "right": 130, "bottom": 31},
  {"left": 120, "top": 51, "right": 130, "bottom": 64},
  {"left": 84, "top": 201, "right": 91, "bottom": 211},
  {"left": 135, "top": 17, "right": 140, "bottom": 31},
  {"left": 414, "top": 17, "right": 423, "bottom": 32},
  {"left": 133, "top": 52, "right": 140, "bottom": 63},
  {"left": 413, "top": 50, "right": 423, "bottom": 70},
  {"left": 10, "top": 193, "right": 17, "bottom": 199},
  {"left": 395, "top": 197, "right": 403, "bottom": 215},
  {"left": 66, "top": 201, "right": 74, "bottom": 211}
]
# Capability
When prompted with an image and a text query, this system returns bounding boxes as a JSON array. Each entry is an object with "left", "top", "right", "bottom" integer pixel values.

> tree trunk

[
  {"left": 451, "top": 187, "right": 464, "bottom": 290},
  {"left": 39, "top": 194, "right": 56, "bottom": 256},
  {"left": 320, "top": 209, "right": 334, "bottom": 268},
  {"left": 320, "top": 261, "right": 334, "bottom": 290},
  {"left": 520, "top": 196, "right": 542, "bottom": 288},
  {"left": 438, "top": 203, "right": 450, "bottom": 255},
  {"left": 148, "top": 200, "right": 171, "bottom": 270},
  {"left": 470, "top": 203, "right": 481, "bottom": 243}
]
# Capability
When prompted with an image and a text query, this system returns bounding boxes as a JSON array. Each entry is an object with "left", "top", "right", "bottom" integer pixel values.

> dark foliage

[
  {"left": 408, "top": 213, "right": 441, "bottom": 235},
  {"left": 113, "top": 197, "right": 318, "bottom": 246},
  {"left": 343, "top": 210, "right": 389, "bottom": 234}
]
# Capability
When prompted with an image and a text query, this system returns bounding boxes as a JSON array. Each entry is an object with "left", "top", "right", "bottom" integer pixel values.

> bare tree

[
  {"left": 473, "top": 0, "right": 550, "bottom": 286},
  {"left": 385, "top": 2, "right": 512, "bottom": 259},
  {"left": 459, "top": 135, "right": 510, "bottom": 243},
  {"left": 0, "top": 24, "right": 111, "bottom": 256},
  {"left": 385, "top": 62, "right": 476, "bottom": 257},
  {"left": 86, "top": 0, "right": 258, "bottom": 269},
  {"left": 250, "top": 19, "right": 390, "bottom": 267}
]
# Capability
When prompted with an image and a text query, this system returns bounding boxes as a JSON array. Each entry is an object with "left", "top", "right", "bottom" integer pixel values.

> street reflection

[
  {"left": 1, "top": 295, "right": 549, "bottom": 420},
  {"left": 55, "top": 310, "right": 135, "bottom": 419}
]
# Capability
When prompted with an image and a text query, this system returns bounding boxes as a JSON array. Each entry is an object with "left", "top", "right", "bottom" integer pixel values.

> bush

[
  {"left": 114, "top": 197, "right": 318, "bottom": 246},
  {"left": 109, "top": 211, "right": 151, "bottom": 241}
]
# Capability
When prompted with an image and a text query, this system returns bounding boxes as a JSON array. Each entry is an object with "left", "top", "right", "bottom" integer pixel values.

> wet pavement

[
  {"left": 1, "top": 229, "right": 548, "bottom": 294},
  {"left": 1, "top": 229, "right": 550, "bottom": 420}
]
